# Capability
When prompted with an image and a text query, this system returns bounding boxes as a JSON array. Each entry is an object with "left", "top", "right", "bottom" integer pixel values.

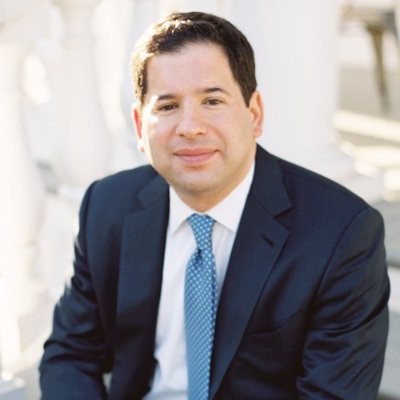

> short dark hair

[{"left": 131, "top": 11, "right": 257, "bottom": 107}]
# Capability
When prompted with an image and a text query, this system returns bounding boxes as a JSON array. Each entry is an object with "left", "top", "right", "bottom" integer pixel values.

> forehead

[{"left": 145, "top": 42, "right": 236, "bottom": 93}]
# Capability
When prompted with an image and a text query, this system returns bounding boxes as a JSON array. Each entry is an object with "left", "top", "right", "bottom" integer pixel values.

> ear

[
  {"left": 132, "top": 103, "right": 145, "bottom": 153},
  {"left": 249, "top": 91, "right": 264, "bottom": 139}
]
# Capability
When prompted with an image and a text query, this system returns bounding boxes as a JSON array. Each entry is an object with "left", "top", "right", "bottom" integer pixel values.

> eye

[
  {"left": 203, "top": 98, "right": 224, "bottom": 107},
  {"left": 157, "top": 103, "right": 178, "bottom": 112}
]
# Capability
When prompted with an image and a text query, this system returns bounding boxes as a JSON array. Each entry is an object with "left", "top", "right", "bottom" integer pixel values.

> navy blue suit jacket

[{"left": 40, "top": 146, "right": 390, "bottom": 399}]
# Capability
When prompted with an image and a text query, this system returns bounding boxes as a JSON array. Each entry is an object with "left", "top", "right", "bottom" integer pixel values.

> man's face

[{"left": 133, "top": 42, "right": 263, "bottom": 211}]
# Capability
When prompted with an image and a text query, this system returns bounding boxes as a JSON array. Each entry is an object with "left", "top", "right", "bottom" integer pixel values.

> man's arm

[
  {"left": 297, "top": 207, "right": 390, "bottom": 399},
  {"left": 39, "top": 183, "right": 109, "bottom": 400}
]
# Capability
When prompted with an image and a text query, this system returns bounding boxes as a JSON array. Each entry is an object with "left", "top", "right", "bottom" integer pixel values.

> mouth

[{"left": 174, "top": 148, "right": 217, "bottom": 164}]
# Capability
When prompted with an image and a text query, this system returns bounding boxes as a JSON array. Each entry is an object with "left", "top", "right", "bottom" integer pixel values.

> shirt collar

[{"left": 168, "top": 162, "right": 255, "bottom": 235}]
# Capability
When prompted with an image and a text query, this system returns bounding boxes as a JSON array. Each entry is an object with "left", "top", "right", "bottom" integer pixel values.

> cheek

[
  {"left": 145, "top": 130, "right": 169, "bottom": 160},
  {"left": 137, "top": 126, "right": 157, "bottom": 158}
]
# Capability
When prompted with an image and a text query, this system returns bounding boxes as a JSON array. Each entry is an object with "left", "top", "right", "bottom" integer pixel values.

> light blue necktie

[{"left": 185, "top": 214, "right": 217, "bottom": 400}]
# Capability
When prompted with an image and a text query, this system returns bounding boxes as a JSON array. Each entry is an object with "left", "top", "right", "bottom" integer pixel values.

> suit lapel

[
  {"left": 210, "top": 147, "right": 292, "bottom": 398},
  {"left": 113, "top": 175, "right": 169, "bottom": 374}
]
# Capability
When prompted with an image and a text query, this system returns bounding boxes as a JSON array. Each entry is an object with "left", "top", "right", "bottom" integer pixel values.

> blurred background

[{"left": 0, "top": 0, "right": 399, "bottom": 398}]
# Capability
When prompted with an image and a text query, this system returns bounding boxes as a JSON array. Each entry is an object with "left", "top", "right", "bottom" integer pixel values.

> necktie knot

[{"left": 188, "top": 214, "right": 215, "bottom": 251}]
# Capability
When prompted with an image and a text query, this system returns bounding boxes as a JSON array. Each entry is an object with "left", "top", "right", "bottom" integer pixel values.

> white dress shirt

[{"left": 143, "top": 163, "right": 255, "bottom": 399}]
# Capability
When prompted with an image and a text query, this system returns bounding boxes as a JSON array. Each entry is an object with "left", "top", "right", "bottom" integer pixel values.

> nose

[{"left": 176, "top": 103, "right": 206, "bottom": 139}]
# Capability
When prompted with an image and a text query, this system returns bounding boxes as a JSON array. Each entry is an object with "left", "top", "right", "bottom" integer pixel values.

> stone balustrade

[{"left": 0, "top": 1, "right": 49, "bottom": 398}]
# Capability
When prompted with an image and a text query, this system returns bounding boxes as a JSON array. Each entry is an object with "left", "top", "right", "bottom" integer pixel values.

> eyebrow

[
  {"left": 156, "top": 93, "right": 175, "bottom": 101},
  {"left": 154, "top": 87, "right": 230, "bottom": 102},
  {"left": 203, "top": 87, "right": 230, "bottom": 95}
]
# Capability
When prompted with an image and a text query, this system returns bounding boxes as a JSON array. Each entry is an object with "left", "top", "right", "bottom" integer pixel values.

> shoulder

[
  {"left": 90, "top": 164, "right": 161, "bottom": 199},
  {"left": 92, "top": 164, "right": 160, "bottom": 195},
  {"left": 264, "top": 149, "right": 370, "bottom": 213},
  {"left": 255, "top": 147, "right": 381, "bottom": 231},
  {"left": 282, "top": 158, "right": 366, "bottom": 203},
  {"left": 281, "top": 156, "right": 383, "bottom": 229},
  {"left": 80, "top": 164, "right": 166, "bottom": 220}
]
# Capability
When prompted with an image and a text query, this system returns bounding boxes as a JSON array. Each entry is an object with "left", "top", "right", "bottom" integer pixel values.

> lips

[{"left": 175, "top": 148, "right": 216, "bottom": 164}]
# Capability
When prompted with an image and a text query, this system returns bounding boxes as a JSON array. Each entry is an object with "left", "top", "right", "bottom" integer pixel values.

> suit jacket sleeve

[
  {"left": 39, "top": 182, "right": 109, "bottom": 400},
  {"left": 296, "top": 206, "right": 390, "bottom": 399}
]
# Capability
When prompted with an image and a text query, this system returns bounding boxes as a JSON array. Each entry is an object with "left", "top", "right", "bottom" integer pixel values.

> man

[{"left": 40, "top": 11, "right": 390, "bottom": 400}]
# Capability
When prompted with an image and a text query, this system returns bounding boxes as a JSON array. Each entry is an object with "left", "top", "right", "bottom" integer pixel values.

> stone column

[
  {"left": 52, "top": 0, "right": 111, "bottom": 193},
  {"left": 178, "top": 0, "right": 219, "bottom": 14},
  {"left": 0, "top": 1, "right": 47, "bottom": 398},
  {"left": 118, "top": 0, "right": 159, "bottom": 168},
  {"left": 228, "top": 0, "right": 383, "bottom": 201},
  {"left": 0, "top": 39, "right": 46, "bottom": 313},
  {"left": 120, "top": 0, "right": 159, "bottom": 119}
]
